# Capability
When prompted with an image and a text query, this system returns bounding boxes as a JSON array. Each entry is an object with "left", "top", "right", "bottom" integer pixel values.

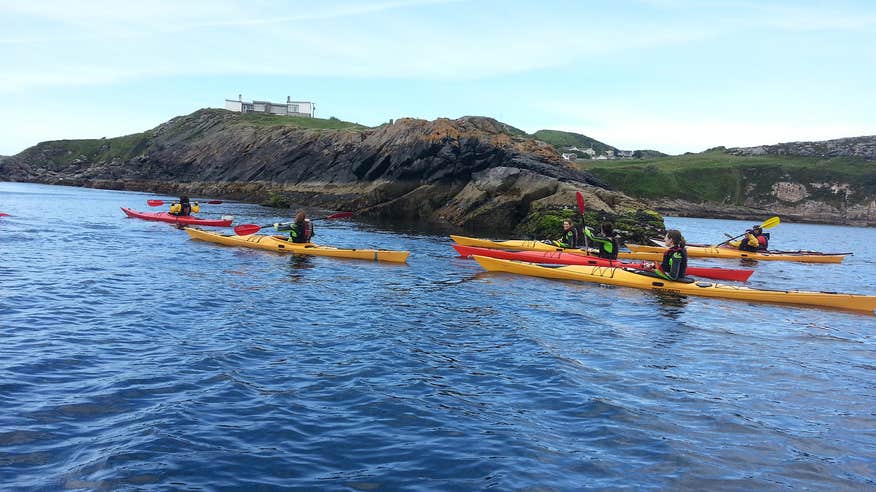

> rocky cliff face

[
  {"left": 0, "top": 109, "right": 665, "bottom": 240},
  {"left": 728, "top": 135, "right": 876, "bottom": 161}
]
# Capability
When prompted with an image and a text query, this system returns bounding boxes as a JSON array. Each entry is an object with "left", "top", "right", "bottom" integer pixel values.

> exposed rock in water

[{"left": 0, "top": 109, "right": 667, "bottom": 243}]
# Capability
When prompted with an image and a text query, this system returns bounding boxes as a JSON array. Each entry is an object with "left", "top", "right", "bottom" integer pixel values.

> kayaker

[
  {"left": 584, "top": 222, "right": 619, "bottom": 259},
  {"left": 548, "top": 219, "right": 579, "bottom": 248},
  {"left": 169, "top": 196, "right": 199, "bottom": 216},
  {"left": 737, "top": 228, "right": 760, "bottom": 252},
  {"left": 645, "top": 229, "right": 688, "bottom": 281},
  {"left": 752, "top": 225, "right": 769, "bottom": 250},
  {"left": 275, "top": 210, "right": 314, "bottom": 243}
]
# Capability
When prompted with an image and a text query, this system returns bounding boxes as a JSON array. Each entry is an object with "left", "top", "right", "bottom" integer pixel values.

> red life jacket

[{"left": 756, "top": 234, "right": 768, "bottom": 250}]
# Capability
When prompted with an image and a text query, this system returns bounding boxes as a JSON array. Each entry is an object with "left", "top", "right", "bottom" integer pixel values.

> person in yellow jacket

[
  {"left": 169, "top": 196, "right": 200, "bottom": 216},
  {"left": 737, "top": 229, "right": 760, "bottom": 252}
]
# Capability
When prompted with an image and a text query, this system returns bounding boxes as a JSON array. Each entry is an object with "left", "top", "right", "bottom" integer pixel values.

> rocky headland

[{"left": 0, "top": 109, "right": 665, "bottom": 241}]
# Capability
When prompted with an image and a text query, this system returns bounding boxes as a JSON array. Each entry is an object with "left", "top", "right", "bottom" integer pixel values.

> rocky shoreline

[
  {"left": 0, "top": 110, "right": 667, "bottom": 242},
  {"left": 650, "top": 198, "right": 875, "bottom": 226}
]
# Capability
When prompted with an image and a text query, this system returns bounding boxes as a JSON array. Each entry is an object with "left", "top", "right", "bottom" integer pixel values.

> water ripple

[{"left": 1, "top": 182, "right": 875, "bottom": 490}]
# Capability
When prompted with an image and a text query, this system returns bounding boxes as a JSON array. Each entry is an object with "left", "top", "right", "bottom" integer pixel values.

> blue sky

[{"left": 1, "top": 0, "right": 874, "bottom": 155}]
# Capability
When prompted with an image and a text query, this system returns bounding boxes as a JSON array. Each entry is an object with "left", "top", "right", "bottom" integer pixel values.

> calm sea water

[{"left": 1, "top": 182, "right": 875, "bottom": 491}]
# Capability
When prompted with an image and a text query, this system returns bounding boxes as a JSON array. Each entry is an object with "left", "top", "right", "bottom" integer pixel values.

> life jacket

[
  {"left": 287, "top": 220, "right": 314, "bottom": 243},
  {"left": 553, "top": 227, "right": 579, "bottom": 249},
  {"left": 756, "top": 233, "right": 768, "bottom": 250},
  {"left": 584, "top": 227, "right": 618, "bottom": 259},
  {"left": 169, "top": 202, "right": 182, "bottom": 214},
  {"left": 658, "top": 246, "right": 688, "bottom": 280},
  {"left": 738, "top": 233, "right": 759, "bottom": 252},
  {"left": 304, "top": 219, "right": 314, "bottom": 241},
  {"left": 191, "top": 202, "right": 200, "bottom": 213}
]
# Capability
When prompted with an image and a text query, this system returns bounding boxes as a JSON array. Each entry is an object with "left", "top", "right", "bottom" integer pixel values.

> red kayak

[
  {"left": 452, "top": 245, "right": 754, "bottom": 282},
  {"left": 121, "top": 207, "right": 232, "bottom": 227}
]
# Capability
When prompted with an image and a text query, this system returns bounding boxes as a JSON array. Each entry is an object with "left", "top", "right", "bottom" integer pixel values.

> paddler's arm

[{"left": 584, "top": 227, "right": 614, "bottom": 253}]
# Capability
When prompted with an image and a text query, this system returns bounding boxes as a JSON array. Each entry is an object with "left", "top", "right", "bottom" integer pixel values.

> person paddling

[
  {"left": 275, "top": 210, "right": 314, "bottom": 243},
  {"left": 548, "top": 219, "right": 580, "bottom": 248},
  {"left": 736, "top": 229, "right": 758, "bottom": 252},
  {"left": 584, "top": 222, "right": 619, "bottom": 259},
  {"left": 645, "top": 229, "right": 688, "bottom": 281},
  {"left": 169, "top": 196, "right": 199, "bottom": 216},
  {"left": 751, "top": 225, "right": 769, "bottom": 250}
]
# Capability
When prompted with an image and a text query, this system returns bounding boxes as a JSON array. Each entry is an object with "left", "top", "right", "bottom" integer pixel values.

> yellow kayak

[
  {"left": 185, "top": 228, "right": 409, "bottom": 263},
  {"left": 449, "top": 235, "right": 665, "bottom": 261},
  {"left": 472, "top": 255, "right": 876, "bottom": 314},
  {"left": 626, "top": 243, "right": 847, "bottom": 264}
]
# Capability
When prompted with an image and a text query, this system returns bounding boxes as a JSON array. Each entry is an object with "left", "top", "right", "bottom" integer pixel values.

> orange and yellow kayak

[
  {"left": 472, "top": 255, "right": 876, "bottom": 314},
  {"left": 185, "top": 228, "right": 409, "bottom": 263}
]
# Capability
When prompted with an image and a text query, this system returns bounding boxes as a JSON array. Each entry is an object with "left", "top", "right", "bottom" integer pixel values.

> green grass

[
  {"left": 229, "top": 111, "right": 369, "bottom": 131},
  {"left": 40, "top": 132, "right": 152, "bottom": 167},
  {"left": 532, "top": 129, "right": 615, "bottom": 153},
  {"left": 578, "top": 151, "right": 876, "bottom": 205}
]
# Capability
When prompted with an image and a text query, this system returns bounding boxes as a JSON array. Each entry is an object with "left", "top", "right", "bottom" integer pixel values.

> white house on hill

[{"left": 225, "top": 95, "right": 315, "bottom": 117}]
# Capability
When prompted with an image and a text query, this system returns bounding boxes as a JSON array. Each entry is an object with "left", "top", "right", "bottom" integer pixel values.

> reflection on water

[{"left": 653, "top": 292, "right": 689, "bottom": 313}]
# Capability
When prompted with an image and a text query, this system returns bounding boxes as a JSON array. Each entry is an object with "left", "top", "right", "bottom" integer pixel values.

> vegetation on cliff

[
  {"left": 532, "top": 129, "right": 616, "bottom": 155},
  {"left": 580, "top": 146, "right": 876, "bottom": 225},
  {"left": 581, "top": 151, "right": 876, "bottom": 204}
]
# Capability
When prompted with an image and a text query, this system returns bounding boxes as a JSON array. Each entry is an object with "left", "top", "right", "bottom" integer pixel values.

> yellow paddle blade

[{"left": 761, "top": 216, "right": 780, "bottom": 229}]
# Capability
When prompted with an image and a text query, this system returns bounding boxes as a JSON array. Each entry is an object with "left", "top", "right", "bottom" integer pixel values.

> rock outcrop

[
  {"left": 728, "top": 135, "right": 876, "bottom": 161},
  {"left": 0, "top": 109, "right": 666, "bottom": 241}
]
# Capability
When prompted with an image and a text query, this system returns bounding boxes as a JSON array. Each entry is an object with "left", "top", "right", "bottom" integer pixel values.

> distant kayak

[
  {"left": 452, "top": 244, "right": 754, "bottom": 282},
  {"left": 625, "top": 243, "right": 848, "bottom": 264},
  {"left": 184, "top": 227, "right": 409, "bottom": 263},
  {"left": 122, "top": 207, "right": 232, "bottom": 227},
  {"left": 472, "top": 255, "right": 876, "bottom": 314}
]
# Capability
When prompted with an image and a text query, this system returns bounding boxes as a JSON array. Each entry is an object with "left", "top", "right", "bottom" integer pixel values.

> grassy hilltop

[{"left": 577, "top": 149, "right": 876, "bottom": 210}]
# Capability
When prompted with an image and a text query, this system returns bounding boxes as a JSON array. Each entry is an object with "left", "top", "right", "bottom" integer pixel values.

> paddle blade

[
  {"left": 0, "top": 213, "right": 9, "bottom": 217},
  {"left": 233, "top": 224, "right": 262, "bottom": 236},
  {"left": 206, "top": 200, "right": 223, "bottom": 204},
  {"left": 761, "top": 216, "right": 780, "bottom": 229},
  {"left": 325, "top": 212, "right": 354, "bottom": 220},
  {"left": 147, "top": 200, "right": 165, "bottom": 207},
  {"left": 575, "top": 191, "right": 585, "bottom": 215}
]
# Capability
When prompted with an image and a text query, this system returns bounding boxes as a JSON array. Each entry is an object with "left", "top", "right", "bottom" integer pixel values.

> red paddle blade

[
  {"left": 233, "top": 224, "right": 262, "bottom": 236},
  {"left": 325, "top": 211, "right": 354, "bottom": 220},
  {"left": 0, "top": 213, "right": 10, "bottom": 217},
  {"left": 575, "top": 191, "right": 585, "bottom": 215},
  {"left": 147, "top": 200, "right": 165, "bottom": 207},
  {"left": 206, "top": 200, "right": 223, "bottom": 204}
]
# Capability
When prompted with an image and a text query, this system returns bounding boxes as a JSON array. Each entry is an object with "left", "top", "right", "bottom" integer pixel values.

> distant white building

[
  {"left": 561, "top": 153, "right": 578, "bottom": 161},
  {"left": 581, "top": 148, "right": 596, "bottom": 157},
  {"left": 617, "top": 150, "right": 634, "bottom": 159},
  {"left": 224, "top": 95, "right": 315, "bottom": 117}
]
